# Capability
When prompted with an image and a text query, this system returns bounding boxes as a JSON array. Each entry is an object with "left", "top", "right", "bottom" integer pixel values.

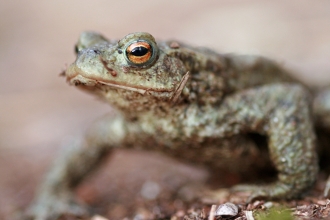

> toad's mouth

[
  {"left": 96, "top": 80, "right": 150, "bottom": 94},
  {"left": 65, "top": 68, "right": 190, "bottom": 102},
  {"left": 66, "top": 73, "right": 174, "bottom": 95}
]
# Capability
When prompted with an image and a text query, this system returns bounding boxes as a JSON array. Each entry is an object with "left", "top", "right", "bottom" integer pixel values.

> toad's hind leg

[{"left": 212, "top": 84, "right": 318, "bottom": 201}]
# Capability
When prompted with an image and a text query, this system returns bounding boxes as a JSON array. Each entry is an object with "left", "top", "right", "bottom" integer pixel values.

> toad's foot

[
  {"left": 231, "top": 182, "right": 303, "bottom": 203},
  {"left": 26, "top": 195, "right": 89, "bottom": 220}
]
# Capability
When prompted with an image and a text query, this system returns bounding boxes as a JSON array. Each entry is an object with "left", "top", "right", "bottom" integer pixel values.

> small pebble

[
  {"left": 91, "top": 215, "right": 109, "bottom": 220},
  {"left": 215, "top": 202, "right": 239, "bottom": 217},
  {"left": 140, "top": 181, "right": 160, "bottom": 200}
]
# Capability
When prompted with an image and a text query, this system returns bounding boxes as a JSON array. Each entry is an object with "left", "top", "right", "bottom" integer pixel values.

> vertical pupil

[{"left": 131, "top": 46, "right": 149, "bottom": 56}]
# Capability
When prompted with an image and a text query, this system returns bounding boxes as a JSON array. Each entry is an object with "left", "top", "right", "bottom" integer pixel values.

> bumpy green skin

[{"left": 28, "top": 32, "right": 322, "bottom": 219}]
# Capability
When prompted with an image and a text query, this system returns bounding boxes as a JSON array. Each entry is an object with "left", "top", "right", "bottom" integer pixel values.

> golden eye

[{"left": 125, "top": 41, "right": 153, "bottom": 65}]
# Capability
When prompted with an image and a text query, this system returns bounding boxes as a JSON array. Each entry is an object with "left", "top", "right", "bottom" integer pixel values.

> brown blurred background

[{"left": 1, "top": 0, "right": 330, "bottom": 219}]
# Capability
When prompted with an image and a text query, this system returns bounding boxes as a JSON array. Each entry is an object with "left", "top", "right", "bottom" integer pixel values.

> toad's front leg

[
  {"left": 211, "top": 83, "right": 318, "bottom": 200},
  {"left": 26, "top": 115, "right": 136, "bottom": 220}
]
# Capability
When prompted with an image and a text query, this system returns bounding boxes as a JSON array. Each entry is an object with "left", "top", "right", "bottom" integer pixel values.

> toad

[{"left": 28, "top": 32, "right": 330, "bottom": 219}]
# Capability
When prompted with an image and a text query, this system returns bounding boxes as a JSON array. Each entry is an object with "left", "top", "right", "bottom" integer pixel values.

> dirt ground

[{"left": 1, "top": 1, "right": 330, "bottom": 219}]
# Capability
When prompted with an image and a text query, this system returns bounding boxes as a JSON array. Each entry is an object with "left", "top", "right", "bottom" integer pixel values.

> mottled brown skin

[{"left": 28, "top": 31, "right": 330, "bottom": 220}]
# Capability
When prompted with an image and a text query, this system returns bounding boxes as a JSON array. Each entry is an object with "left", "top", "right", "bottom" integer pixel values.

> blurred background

[{"left": 1, "top": 0, "right": 330, "bottom": 219}]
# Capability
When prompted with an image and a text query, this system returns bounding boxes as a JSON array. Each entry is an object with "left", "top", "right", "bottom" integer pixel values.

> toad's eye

[{"left": 125, "top": 41, "right": 153, "bottom": 66}]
